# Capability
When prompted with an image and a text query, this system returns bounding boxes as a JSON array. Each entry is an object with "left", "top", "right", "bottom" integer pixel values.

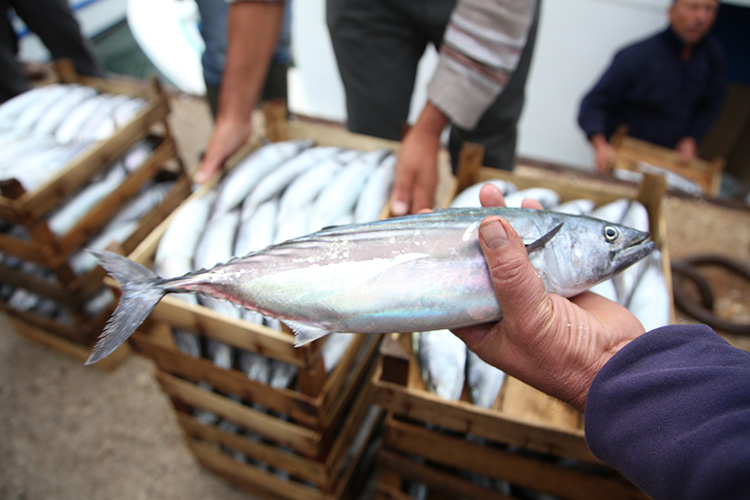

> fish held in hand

[{"left": 85, "top": 207, "right": 655, "bottom": 364}]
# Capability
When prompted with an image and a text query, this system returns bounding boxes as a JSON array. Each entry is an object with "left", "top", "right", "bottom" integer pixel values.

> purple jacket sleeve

[{"left": 585, "top": 324, "right": 750, "bottom": 500}]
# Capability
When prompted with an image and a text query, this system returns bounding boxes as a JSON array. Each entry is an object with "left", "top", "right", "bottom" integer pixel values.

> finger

[
  {"left": 194, "top": 155, "right": 223, "bottom": 184},
  {"left": 410, "top": 181, "right": 435, "bottom": 214},
  {"left": 521, "top": 198, "right": 544, "bottom": 210},
  {"left": 389, "top": 165, "right": 415, "bottom": 217},
  {"left": 478, "top": 216, "right": 550, "bottom": 325},
  {"left": 479, "top": 184, "right": 506, "bottom": 208}
]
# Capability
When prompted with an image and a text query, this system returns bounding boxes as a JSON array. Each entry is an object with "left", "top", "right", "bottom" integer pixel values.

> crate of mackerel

[
  {"left": 99, "top": 124, "right": 405, "bottom": 499},
  {"left": 371, "top": 164, "right": 672, "bottom": 500},
  {"left": 0, "top": 68, "right": 191, "bottom": 364}
]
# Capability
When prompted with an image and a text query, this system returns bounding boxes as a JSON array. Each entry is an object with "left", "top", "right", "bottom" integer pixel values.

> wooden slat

[
  {"left": 321, "top": 379, "right": 379, "bottom": 485},
  {"left": 609, "top": 127, "right": 724, "bottom": 196},
  {"left": 146, "top": 297, "right": 316, "bottom": 367},
  {"left": 315, "top": 335, "right": 379, "bottom": 420},
  {"left": 314, "top": 339, "right": 378, "bottom": 447},
  {"left": 45, "top": 136, "right": 176, "bottom": 265},
  {"left": 155, "top": 371, "right": 323, "bottom": 457},
  {"left": 379, "top": 333, "right": 411, "bottom": 386},
  {"left": 129, "top": 332, "right": 321, "bottom": 425},
  {"left": 187, "top": 439, "right": 328, "bottom": 500},
  {"left": 376, "top": 469, "right": 411, "bottom": 500},
  {"left": 286, "top": 120, "right": 401, "bottom": 152},
  {"left": 378, "top": 449, "right": 512, "bottom": 500},
  {"left": 373, "top": 370, "right": 596, "bottom": 464},
  {"left": 383, "top": 417, "right": 647, "bottom": 500},
  {"left": 177, "top": 413, "right": 327, "bottom": 485},
  {"left": 499, "top": 377, "right": 582, "bottom": 430}
]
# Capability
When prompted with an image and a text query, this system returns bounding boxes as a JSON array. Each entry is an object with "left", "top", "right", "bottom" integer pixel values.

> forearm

[
  {"left": 585, "top": 325, "right": 750, "bottom": 499},
  {"left": 217, "top": 1, "right": 286, "bottom": 126}
]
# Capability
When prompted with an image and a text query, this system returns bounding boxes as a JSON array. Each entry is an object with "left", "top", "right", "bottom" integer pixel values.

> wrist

[
  {"left": 590, "top": 133, "right": 609, "bottom": 149},
  {"left": 411, "top": 100, "right": 450, "bottom": 139}
]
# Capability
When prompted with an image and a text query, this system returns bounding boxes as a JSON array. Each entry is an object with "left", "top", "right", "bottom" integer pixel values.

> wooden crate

[
  {"left": 0, "top": 65, "right": 191, "bottom": 361},
  {"left": 370, "top": 162, "right": 672, "bottom": 500},
  {"left": 373, "top": 334, "right": 647, "bottom": 500},
  {"left": 112, "top": 117, "right": 429, "bottom": 498},
  {"left": 131, "top": 320, "right": 382, "bottom": 500},
  {"left": 607, "top": 126, "right": 724, "bottom": 196}
]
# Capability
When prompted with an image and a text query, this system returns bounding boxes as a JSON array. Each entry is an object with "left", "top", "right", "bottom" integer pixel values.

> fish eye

[{"left": 603, "top": 225, "right": 620, "bottom": 242}]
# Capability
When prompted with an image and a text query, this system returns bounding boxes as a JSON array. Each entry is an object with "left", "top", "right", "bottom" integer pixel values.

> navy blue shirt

[
  {"left": 578, "top": 28, "right": 726, "bottom": 148},
  {"left": 585, "top": 324, "right": 750, "bottom": 499}
]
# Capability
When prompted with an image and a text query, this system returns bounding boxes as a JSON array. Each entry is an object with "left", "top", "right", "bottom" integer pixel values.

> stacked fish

[
  {"left": 0, "top": 139, "right": 173, "bottom": 321},
  {"left": 0, "top": 83, "right": 147, "bottom": 191},
  {"left": 149, "top": 139, "right": 396, "bottom": 464}
]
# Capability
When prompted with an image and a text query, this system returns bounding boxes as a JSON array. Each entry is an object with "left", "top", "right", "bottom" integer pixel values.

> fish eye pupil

[{"left": 604, "top": 226, "right": 619, "bottom": 242}]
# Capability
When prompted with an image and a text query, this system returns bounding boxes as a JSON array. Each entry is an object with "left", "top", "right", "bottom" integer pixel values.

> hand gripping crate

[
  {"left": 0, "top": 63, "right": 191, "bottom": 368},
  {"left": 371, "top": 155, "right": 673, "bottom": 500}
]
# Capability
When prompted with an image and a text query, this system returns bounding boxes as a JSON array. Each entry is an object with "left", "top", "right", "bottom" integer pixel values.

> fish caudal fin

[{"left": 85, "top": 250, "right": 165, "bottom": 365}]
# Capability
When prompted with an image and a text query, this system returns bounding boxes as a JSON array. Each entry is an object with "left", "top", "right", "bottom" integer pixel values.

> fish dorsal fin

[
  {"left": 525, "top": 222, "right": 563, "bottom": 253},
  {"left": 284, "top": 320, "right": 332, "bottom": 347}
]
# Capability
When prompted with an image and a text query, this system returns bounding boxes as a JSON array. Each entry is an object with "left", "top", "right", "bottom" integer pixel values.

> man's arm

[
  {"left": 195, "top": 1, "right": 286, "bottom": 183},
  {"left": 390, "top": 0, "right": 537, "bottom": 215},
  {"left": 577, "top": 50, "right": 635, "bottom": 170},
  {"left": 586, "top": 324, "right": 750, "bottom": 500}
]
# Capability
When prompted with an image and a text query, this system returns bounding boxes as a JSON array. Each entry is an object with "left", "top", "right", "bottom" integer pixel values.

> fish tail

[{"left": 85, "top": 250, "right": 166, "bottom": 365}]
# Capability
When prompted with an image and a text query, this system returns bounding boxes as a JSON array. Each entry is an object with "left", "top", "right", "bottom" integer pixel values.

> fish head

[{"left": 530, "top": 213, "right": 655, "bottom": 297}]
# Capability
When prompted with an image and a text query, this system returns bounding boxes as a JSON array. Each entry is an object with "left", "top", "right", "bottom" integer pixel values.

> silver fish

[
  {"left": 308, "top": 149, "right": 388, "bottom": 231},
  {"left": 467, "top": 349, "right": 506, "bottom": 409},
  {"left": 85, "top": 207, "right": 654, "bottom": 364},
  {"left": 416, "top": 329, "right": 467, "bottom": 401},
  {"left": 504, "top": 187, "right": 561, "bottom": 209},
  {"left": 354, "top": 153, "right": 396, "bottom": 223}
]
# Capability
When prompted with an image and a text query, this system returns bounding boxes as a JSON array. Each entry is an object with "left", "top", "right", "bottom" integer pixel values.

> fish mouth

[{"left": 611, "top": 232, "right": 655, "bottom": 269}]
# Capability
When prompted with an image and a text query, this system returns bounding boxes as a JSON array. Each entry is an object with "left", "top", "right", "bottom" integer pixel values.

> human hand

[
  {"left": 389, "top": 101, "right": 448, "bottom": 216},
  {"left": 194, "top": 116, "right": 253, "bottom": 183},
  {"left": 389, "top": 127, "right": 440, "bottom": 216},
  {"left": 591, "top": 134, "right": 616, "bottom": 173},
  {"left": 451, "top": 184, "right": 646, "bottom": 412},
  {"left": 674, "top": 137, "right": 697, "bottom": 164}
]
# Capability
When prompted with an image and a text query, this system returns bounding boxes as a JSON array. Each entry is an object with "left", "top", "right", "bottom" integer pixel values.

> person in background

[
  {"left": 0, "top": 0, "right": 106, "bottom": 103},
  {"left": 327, "top": 0, "right": 540, "bottom": 216},
  {"left": 577, "top": 0, "right": 726, "bottom": 172},
  {"left": 193, "top": 0, "right": 291, "bottom": 120},
  {"left": 193, "top": 0, "right": 228, "bottom": 119},
  {"left": 194, "top": 0, "right": 540, "bottom": 216},
  {"left": 456, "top": 183, "right": 750, "bottom": 499}
]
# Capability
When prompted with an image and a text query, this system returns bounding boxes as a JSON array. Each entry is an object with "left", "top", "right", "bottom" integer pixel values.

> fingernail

[
  {"left": 480, "top": 220, "right": 508, "bottom": 249},
  {"left": 391, "top": 200, "right": 408, "bottom": 216}
]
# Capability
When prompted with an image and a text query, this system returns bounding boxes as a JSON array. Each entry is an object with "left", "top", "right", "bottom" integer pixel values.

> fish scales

[{"left": 86, "top": 207, "right": 654, "bottom": 364}]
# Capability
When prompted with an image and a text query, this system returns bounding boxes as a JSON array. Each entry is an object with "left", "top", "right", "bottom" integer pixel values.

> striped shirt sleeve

[{"left": 428, "top": 0, "right": 537, "bottom": 129}]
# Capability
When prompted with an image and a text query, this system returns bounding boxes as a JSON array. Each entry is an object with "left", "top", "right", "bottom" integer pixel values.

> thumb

[{"left": 478, "top": 216, "right": 549, "bottom": 322}]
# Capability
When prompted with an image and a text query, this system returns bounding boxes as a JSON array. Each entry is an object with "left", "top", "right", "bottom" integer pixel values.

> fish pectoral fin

[
  {"left": 525, "top": 222, "right": 564, "bottom": 253},
  {"left": 284, "top": 320, "right": 331, "bottom": 347}
]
